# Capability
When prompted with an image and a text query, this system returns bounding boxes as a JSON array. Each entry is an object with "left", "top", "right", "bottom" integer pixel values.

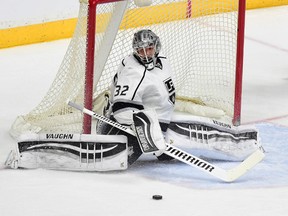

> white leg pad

[{"left": 12, "top": 133, "right": 128, "bottom": 171}]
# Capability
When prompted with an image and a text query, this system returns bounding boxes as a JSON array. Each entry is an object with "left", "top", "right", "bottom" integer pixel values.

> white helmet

[{"left": 132, "top": 29, "right": 161, "bottom": 69}]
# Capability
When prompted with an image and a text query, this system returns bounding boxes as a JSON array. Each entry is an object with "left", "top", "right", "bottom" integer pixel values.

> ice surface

[{"left": 0, "top": 6, "right": 288, "bottom": 216}]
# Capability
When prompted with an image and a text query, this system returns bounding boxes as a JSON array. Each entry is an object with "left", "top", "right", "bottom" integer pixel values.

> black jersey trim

[
  {"left": 131, "top": 67, "right": 147, "bottom": 100},
  {"left": 112, "top": 101, "right": 144, "bottom": 113}
]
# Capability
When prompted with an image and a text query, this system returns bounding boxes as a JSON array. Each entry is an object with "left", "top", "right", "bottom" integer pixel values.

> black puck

[{"left": 152, "top": 195, "right": 162, "bottom": 200}]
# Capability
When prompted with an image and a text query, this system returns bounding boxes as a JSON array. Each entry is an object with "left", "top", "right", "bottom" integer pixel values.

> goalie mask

[{"left": 132, "top": 29, "right": 161, "bottom": 69}]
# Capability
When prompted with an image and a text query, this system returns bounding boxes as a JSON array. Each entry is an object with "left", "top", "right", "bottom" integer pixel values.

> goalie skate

[{"left": 4, "top": 150, "right": 19, "bottom": 169}]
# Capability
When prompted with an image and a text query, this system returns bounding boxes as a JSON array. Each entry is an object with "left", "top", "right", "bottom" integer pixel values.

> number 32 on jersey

[{"left": 115, "top": 85, "right": 129, "bottom": 96}]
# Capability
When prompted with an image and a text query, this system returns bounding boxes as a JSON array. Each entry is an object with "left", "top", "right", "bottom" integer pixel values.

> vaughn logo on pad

[{"left": 46, "top": 134, "right": 74, "bottom": 139}]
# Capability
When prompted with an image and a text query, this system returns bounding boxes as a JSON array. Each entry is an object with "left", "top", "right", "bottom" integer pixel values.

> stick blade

[{"left": 225, "top": 149, "right": 265, "bottom": 182}]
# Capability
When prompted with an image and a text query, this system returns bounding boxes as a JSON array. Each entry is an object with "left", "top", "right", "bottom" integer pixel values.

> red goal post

[{"left": 10, "top": 0, "right": 246, "bottom": 138}]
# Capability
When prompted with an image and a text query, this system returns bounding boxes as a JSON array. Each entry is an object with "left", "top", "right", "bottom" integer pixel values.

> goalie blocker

[
  {"left": 98, "top": 109, "right": 167, "bottom": 165},
  {"left": 5, "top": 133, "right": 128, "bottom": 171},
  {"left": 133, "top": 110, "right": 166, "bottom": 155}
]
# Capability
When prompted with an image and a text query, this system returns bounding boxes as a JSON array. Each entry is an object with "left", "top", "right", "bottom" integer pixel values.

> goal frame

[{"left": 83, "top": 0, "right": 246, "bottom": 133}]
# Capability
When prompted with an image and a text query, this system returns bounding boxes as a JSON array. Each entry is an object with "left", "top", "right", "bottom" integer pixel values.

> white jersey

[{"left": 110, "top": 53, "right": 176, "bottom": 131}]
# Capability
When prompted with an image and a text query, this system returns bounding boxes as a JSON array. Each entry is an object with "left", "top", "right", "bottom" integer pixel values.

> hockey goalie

[
  {"left": 6, "top": 29, "right": 264, "bottom": 181},
  {"left": 97, "top": 29, "right": 263, "bottom": 164}
]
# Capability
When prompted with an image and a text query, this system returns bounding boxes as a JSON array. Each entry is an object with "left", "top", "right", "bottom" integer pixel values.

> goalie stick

[{"left": 68, "top": 101, "right": 265, "bottom": 182}]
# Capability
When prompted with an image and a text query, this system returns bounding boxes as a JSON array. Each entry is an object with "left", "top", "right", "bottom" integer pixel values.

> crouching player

[
  {"left": 99, "top": 29, "right": 176, "bottom": 165},
  {"left": 99, "top": 29, "right": 263, "bottom": 165},
  {"left": 5, "top": 29, "right": 175, "bottom": 171},
  {"left": 5, "top": 29, "right": 262, "bottom": 171}
]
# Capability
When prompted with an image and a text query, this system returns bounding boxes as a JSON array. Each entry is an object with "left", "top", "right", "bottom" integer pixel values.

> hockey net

[{"left": 10, "top": 0, "right": 245, "bottom": 139}]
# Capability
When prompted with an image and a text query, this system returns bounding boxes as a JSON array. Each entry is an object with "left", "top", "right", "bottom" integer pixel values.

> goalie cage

[{"left": 10, "top": 0, "right": 246, "bottom": 139}]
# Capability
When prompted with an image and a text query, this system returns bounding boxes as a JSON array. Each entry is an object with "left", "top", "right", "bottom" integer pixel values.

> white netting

[{"left": 10, "top": 0, "right": 240, "bottom": 139}]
